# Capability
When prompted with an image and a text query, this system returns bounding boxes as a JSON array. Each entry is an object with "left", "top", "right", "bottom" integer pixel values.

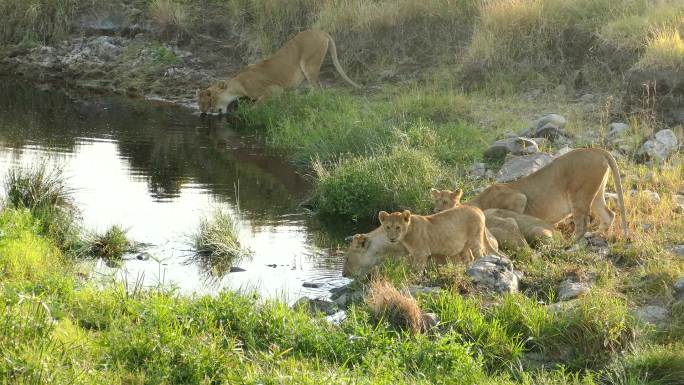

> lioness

[
  {"left": 378, "top": 207, "right": 501, "bottom": 270},
  {"left": 197, "top": 29, "right": 360, "bottom": 114},
  {"left": 467, "top": 148, "right": 627, "bottom": 240},
  {"left": 342, "top": 228, "right": 407, "bottom": 277}
]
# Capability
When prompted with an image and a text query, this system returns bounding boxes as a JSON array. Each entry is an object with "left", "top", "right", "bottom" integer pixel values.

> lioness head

[
  {"left": 378, "top": 210, "right": 411, "bottom": 243},
  {"left": 196, "top": 80, "right": 230, "bottom": 114},
  {"left": 430, "top": 188, "right": 463, "bottom": 212},
  {"left": 342, "top": 234, "right": 372, "bottom": 277}
]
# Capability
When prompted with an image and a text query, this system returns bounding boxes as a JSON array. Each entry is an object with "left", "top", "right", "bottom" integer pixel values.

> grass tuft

[
  {"left": 366, "top": 278, "right": 424, "bottom": 334},
  {"left": 190, "top": 207, "right": 250, "bottom": 277},
  {"left": 85, "top": 225, "right": 132, "bottom": 261}
]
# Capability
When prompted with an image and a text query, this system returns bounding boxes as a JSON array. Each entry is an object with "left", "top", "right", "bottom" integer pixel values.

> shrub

[
  {"left": 313, "top": 147, "right": 444, "bottom": 220},
  {"left": 0, "top": 0, "right": 85, "bottom": 46},
  {"left": 190, "top": 207, "right": 250, "bottom": 278}
]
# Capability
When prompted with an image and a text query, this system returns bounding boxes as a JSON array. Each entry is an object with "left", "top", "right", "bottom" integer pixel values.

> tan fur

[
  {"left": 484, "top": 208, "right": 555, "bottom": 245},
  {"left": 197, "top": 29, "right": 360, "bottom": 114},
  {"left": 468, "top": 148, "right": 628, "bottom": 241},
  {"left": 342, "top": 227, "right": 408, "bottom": 277},
  {"left": 430, "top": 187, "right": 463, "bottom": 213},
  {"left": 485, "top": 214, "right": 529, "bottom": 250},
  {"left": 378, "top": 207, "right": 501, "bottom": 271},
  {"left": 366, "top": 279, "right": 425, "bottom": 334}
]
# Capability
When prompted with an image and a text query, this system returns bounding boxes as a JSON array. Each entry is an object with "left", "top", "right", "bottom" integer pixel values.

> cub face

[
  {"left": 196, "top": 89, "right": 213, "bottom": 114},
  {"left": 430, "top": 188, "right": 463, "bottom": 212},
  {"left": 378, "top": 210, "right": 411, "bottom": 243},
  {"left": 342, "top": 234, "right": 370, "bottom": 277}
]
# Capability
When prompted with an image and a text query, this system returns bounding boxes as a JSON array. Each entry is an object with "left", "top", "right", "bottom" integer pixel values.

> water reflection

[{"left": 0, "top": 80, "right": 351, "bottom": 299}]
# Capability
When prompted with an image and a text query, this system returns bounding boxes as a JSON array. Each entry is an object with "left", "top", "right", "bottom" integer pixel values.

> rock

[
  {"left": 294, "top": 298, "right": 338, "bottom": 316},
  {"left": 547, "top": 299, "right": 579, "bottom": 316},
  {"left": 637, "top": 190, "right": 661, "bottom": 204},
  {"left": 640, "top": 129, "right": 679, "bottom": 162},
  {"left": 579, "top": 93, "right": 594, "bottom": 103},
  {"left": 229, "top": 266, "right": 246, "bottom": 273},
  {"left": 135, "top": 252, "right": 151, "bottom": 261},
  {"left": 302, "top": 282, "right": 321, "bottom": 289},
  {"left": 605, "top": 192, "right": 619, "bottom": 203},
  {"left": 674, "top": 277, "right": 684, "bottom": 299},
  {"left": 265, "top": 264, "right": 277, "bottom": 268},
  {"left": 468, "top": 162, "right": 487, "bottom": 179},
  {"left": 633, "top": 305, "right": 668, "bottom": 326},
  {"left": 641, "top": 223, "right": 654, "bottom": 232},
  {"left": 466, "top": 255, "right": 522, "bottom": 294},
  {"left": 484, "top": 137, "right": 539, "bottom": 159},
  {"left": 606, "top": 122, "right": 630, "bottom": 147},
  {"left": 421, "top": 312, "right": 440, "bottom": 330},
  {"left": 325, "top": 310, "right": 347, "bottom": 325},
  {"left": 558, "top": 280, "right": 591, "bottom": 301},
  {"left": 79, "top": 13, "right": 127, "bottom": 36},
  {"left": 668, "top": 245, "right": 684, "bottom": 258},
  {"left": 554, "top": 145, "right": 573, "bottom": 157},
  {"left": 407, "top": 286, "right": 442, "bottom": 297},
  {"left": 496, "top": 153, "right": 554, "bottom": 182},
  {"left": 673, "top": 194, "right": 684, "bottom": 213},
  {"left": 677, "top": 110, "right": 684, "bottom": 125},
  {"left": 520, "top": 114, "right": 569, "bottom": 142},
  {"left": 90, "top": 36, "right": 121, "bottom": 61}
]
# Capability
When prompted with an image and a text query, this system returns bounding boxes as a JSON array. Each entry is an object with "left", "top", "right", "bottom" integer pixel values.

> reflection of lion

[
  {"left": 468, "top": 148, "right": 627, "bottom": 240},
  {"left": 197, "top": 29, "right": 360, "bottom": 114},
  {"left": 342, "top": 228, "right": 407, "bottom": 278},
  {"left": 378, "top": 208, "right": 501, "bottom": 270}
]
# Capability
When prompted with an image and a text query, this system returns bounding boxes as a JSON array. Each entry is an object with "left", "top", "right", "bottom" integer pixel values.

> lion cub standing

[{"left": 378, "top": 206, "right": 500, "bottom": 270}]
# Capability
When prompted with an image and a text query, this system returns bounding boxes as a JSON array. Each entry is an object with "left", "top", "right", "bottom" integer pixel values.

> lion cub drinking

[{"left": 378, "top": 206, "right": 500, "bottom": 270}]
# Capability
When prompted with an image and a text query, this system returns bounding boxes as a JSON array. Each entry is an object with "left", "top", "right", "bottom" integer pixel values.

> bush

[
  {"left": 85, "top": 225, "right": 132, "bottom": 261},
  {"left": 190, "top": 207, "right": 250, "bottom": 278},
  {"left": 313, "top": 147, "right": 444, "bottom": 220}
]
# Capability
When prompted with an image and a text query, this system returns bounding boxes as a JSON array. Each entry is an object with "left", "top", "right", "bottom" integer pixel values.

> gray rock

[
  {"left": 79, "top": 13, "right": 126, "bottom": 36},
  {"left": 521, "top": 114, "right": 569, "bottom": 142},
  {"left": 674, "top": 277, "right": 684, "bottom": 299},
  {"left": 641, "top": 129, "right": 679, "bottom": 162},
  {"left": 484, "top": 137, "right": 539, "bottom": 159},
  {"left": 302, "top": 282, "right": 321, "bottom": 289},
  {"left": 642, "top": 223, "right": 654, "bottom": 232},
  {"left": 90, "top": 36, "right": 121, "bottom": 60},
  {"left": 554, "top": 145, "right": 573, "bottom": 157},
  {"left": 325, "top": 310, "right": 347, "bottom": 325},
  {"left": 466, "top": 255, "right": 521, "bottom": 294},
  {"left": 229, "top": 266, "right": 246, "bottom": 273},
  {"left": 633, "top": 305, "right": 668, "bottom": 326},
  {"left": 421, "top": 312, "right": 440, "bottom": 330},
  {"left": 673, "top": 194, "right": 684, "bottom": 213},
  {"left": 579, "top": 93, "right": 594, "bottom": 103},
  {"left": 669, "top": 245, "right": 684, "bottom": 258},
  {"left": 294, "top": 297, "right": 338, "bottom": 316},
  {"left": 468, "top": 162, "right": 487, "bottom": 179},
  {"left": 547, "top": 299, "right": 579, "bottom": 316},
  {"left": 558, "top": 280, "right": 591, "bottom": 301},
  {"left": 407, "top": 286, "right": 442, "bottom": 297},
  {"left": 135, "top": 252, "right": 151, "bottom": 261},
  {"left": 496, "top": 153, "right": 554, "bottom": 182},
  {"left": 606, "top": 122, "right": 630, "bottom": 147},
  {"left": 632, "top": 189, "right": 661, "bottom": 204}
]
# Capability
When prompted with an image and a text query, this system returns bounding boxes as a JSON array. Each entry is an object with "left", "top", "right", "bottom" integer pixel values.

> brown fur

[
  {"left": 378, "top": 206, "right": 501, "bottom": 271},
  {"left": 197, "top": 29, "right": 360, "bottom": 114},
  {"left": 484, "top": 208, "right": 555, "bottom": 245},
  {"left": 342, "top": 227, "right": 408, "bottom": 277},
  {"left": 485, "top": 214, "right": 529, "bottom": 250},
  {"left": 468, "top": 148, "right": 628, "bottom": 241},
  {"left": 366, "top": 279, "right": 424, "bottom": 334}
]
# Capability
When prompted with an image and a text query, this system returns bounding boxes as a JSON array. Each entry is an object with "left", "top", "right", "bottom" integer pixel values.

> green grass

[
  {"left": 85, "top": 225, "right": 132, "bottom": 261},
  {"left": 190, "top": 207, "right": 250, "bottom": 278},
  {"left": 3, "top": 163, "right": 81, "bottom": 252},
  {"left": 0, "top": 0, "right": 90, "bottom": 46}
]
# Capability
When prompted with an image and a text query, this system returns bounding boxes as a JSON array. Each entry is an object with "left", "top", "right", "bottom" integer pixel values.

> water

[{"left": 0, "top": 80, "right": 351, "bottom": 300}]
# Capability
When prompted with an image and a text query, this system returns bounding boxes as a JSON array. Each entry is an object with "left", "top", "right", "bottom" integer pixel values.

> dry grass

[
  {"left": 636, "top": 28, "right": 684, "bottom": 71},
  {"left": 149, "top": 0, "right": 188, "bottom": 36},
  {"left": 366, "top": 278, "right": 425, "bottom": 334}
]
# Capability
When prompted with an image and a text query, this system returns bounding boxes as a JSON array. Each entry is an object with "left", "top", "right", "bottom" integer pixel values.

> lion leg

[
  {"left": 254, "top": 86, "right": 284, "bottom": 105},
  {"left": 570, "top": 205, "right": 592, "bottom": 241},
  {"left": 590, "top": 177, "right": 615, "bottom": 234},
  {"left": 300, "top": 47, "right": 327, "bottom": 88}
]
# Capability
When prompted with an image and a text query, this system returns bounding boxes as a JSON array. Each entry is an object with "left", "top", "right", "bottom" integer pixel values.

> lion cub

[
  {"left": 378, "top": 206, "right": 500, "bottom": 270},
  {"left": 342, "top": 228, "right": 408, "bottom": 277}
]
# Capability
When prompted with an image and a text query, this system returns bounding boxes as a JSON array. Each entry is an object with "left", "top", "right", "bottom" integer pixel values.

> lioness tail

[
  {"left": 324, "top": 33, "right": 361, "bottom": 89},
  {"left": 603, "top": 150, "right": 628, "bottom": 238}
]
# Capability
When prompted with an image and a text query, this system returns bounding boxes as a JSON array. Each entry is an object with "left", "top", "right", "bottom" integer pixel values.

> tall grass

[
  {"left": 3, "top": 163, "right": 81, "bottom": 252},
  {"left": 0, "top": 0, "right": 90, "bottom": 46},
  {"left": 85, "top": 225, "right": 132, "bottom": 261},
  {"left": 149, "top": 0, "right": 188, "bottom": 37},
  {"left": 636, "top": 28, "right": 684, "bottom": 71},
  {"left": 190, "top": 207, "right": 250, "bottom": 278}
]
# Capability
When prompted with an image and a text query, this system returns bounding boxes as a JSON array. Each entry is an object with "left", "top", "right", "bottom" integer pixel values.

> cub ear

[
  {"left": 430, "top": 188, "right": 440, "bottom": 198},
  {"left": 378, "top": 211, "right": 389, "bottom": 223},
  {"left": 218, "top": 80, "right": 228, "bottom": 89},
  {"left": 451, "top": 189, "right": 463, "bottom": 202},
  {"left": 402, "top": 210, "right": 411, "bottom": 222},
  {"left": 356, "top": 234, "right": 368, "bottom": 248}
]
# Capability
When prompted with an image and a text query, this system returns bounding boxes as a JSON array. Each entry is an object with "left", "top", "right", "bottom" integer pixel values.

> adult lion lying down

[
  {"left": 197, "top": 29, "right": 360, "bottom": 114},
  {"left": 469, "top": 148, "right": 627, "bottom": 241}
]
